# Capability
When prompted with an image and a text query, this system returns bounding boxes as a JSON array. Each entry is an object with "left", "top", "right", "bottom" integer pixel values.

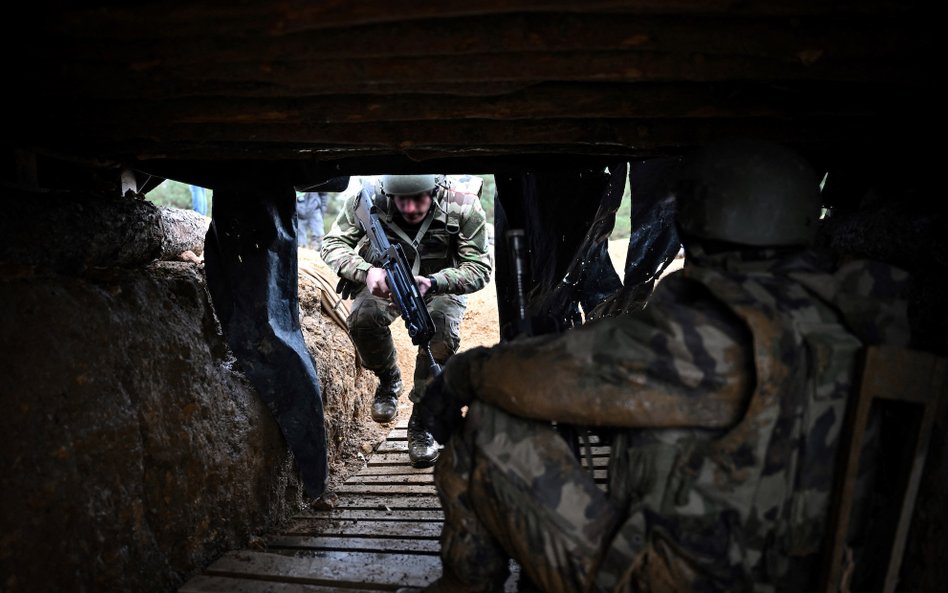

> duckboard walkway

[{"left": 179, "top": 417, "right": 609, "bottom": 592}]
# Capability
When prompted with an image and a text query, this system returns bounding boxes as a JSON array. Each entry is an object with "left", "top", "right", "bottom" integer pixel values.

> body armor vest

[{"left": 607, "top": 261, "right": 862, "bottom": 591}]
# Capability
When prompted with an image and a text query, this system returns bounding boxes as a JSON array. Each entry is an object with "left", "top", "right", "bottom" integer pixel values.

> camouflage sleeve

[
  {"left": 429, "top": 197, "right": 492, "bottom": 295},
  {"left": 832, "top": 259, "right": 911, "bottom": 346},
  {"left": 442, "top": 276, "right": 753, "bottom": 428},
  {"left": 319, "top": 193, "right": 372, "bottom": 284}
]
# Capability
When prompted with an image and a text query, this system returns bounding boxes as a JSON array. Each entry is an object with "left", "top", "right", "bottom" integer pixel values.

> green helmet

[
  {"left": 379, "top": 174, "right": 439, "bottom": 196},
  {"left": 677, "top": 139, "right": 821, "bottom": 247}
]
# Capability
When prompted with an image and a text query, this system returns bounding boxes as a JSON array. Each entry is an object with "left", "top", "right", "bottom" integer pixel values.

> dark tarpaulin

[
  {"left": 493, "top": 164, "right": 625, "bottom": 339},
  {"left": 204, "top": 187, "right": 328, "bottom": 499},
  {"left": 589, "top": 157, "right": 683, "bottom": 319}
]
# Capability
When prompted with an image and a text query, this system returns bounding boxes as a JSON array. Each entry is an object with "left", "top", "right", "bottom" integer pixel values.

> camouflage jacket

[
  {"left": 320, "top": 178, "right": 492, "bottom": 295},
  {"left": 442, "top": 246, "right": 910, "bottom": 592}
]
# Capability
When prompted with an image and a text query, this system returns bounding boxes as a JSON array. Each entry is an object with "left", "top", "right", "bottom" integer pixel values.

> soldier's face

[{"left": 392, "top": 192, "right": 432, "bottom": 225}]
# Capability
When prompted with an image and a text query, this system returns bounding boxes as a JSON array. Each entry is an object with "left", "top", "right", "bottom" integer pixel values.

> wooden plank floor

[{"left": 179, "top": 418, "right": 609, "bottom": 592}]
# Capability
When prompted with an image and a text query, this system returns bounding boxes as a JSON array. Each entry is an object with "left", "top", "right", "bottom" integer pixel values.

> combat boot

[
  {"left": 407, "top": 406, "right": 439, "bottom": 468},
  {"left": 371, "top": 366, "right": 402, "bottom": 423}
]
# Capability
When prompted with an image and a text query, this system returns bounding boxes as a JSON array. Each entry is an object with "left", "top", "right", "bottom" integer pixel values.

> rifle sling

[{"left": 378, "top": 206, "right": 436, "bottom": 277}]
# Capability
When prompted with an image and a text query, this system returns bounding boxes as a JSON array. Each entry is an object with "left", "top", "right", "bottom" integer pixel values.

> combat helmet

[
  {"left": 379, "top": 174, "right": 440, "bottom": 196},
  {"left": 676, "top": 139, "right": 822, "bottom": 246}
]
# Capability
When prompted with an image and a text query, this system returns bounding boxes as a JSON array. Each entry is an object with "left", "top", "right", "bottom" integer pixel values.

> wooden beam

[
  {"left": 42, "top": 1, "right": 920, "bottom": 43},
  {"left": 204, "top": 550, "right": 440, "bottom": 589}
]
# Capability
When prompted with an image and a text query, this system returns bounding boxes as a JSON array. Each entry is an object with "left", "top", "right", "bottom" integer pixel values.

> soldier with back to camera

[{"left": 401, "top": 140, "right": 912, "bottom": 592}]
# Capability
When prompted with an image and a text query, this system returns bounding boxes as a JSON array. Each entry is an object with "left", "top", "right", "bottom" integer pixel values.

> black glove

[
  {"left": 335, "top": 278, "right": 360, "bottom": 300},
  {"left": 416, "top": 372, "right": 465, "bottom": 443}
]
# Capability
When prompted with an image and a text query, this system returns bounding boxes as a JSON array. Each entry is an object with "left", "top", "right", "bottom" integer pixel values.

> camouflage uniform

[
  {"left": 320, "top": 178, "right": 492, "bottom": 399},
  {"left": 428, "top": 246, "right": 909, "bottom": 593}
]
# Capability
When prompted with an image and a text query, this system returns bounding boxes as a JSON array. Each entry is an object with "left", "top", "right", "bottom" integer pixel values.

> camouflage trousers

[
  {"left": 433, "top": 401, "right": 618, "bottom": 593},
  {"left": 347, "top": 287, "right": 467, "bottom": 400}
]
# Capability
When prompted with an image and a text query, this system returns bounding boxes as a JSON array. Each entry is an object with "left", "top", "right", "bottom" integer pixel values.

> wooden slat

[
  {"left": 267, "top": 535, "right": 440, "bottom": 554},
  {"left": 55, "top": 15, "right": 927, "bottom": 66},
  {"left": 346, "top": 473, "right": 436, "bottom": 485},
  {"left": 175, "top": 382, "right": 611, "bottom": 592},
  {"left": 302, "top": 494, "right": 443, "bottom": 509},
  {"left": 299, "top": 508, "right": 444, "bottom": 522},
  {"left": 37, "top": 51, "right": 923, "bottom": 105},
  {"left": 355, "top": 464, "right": 432, "bottom": 476},
  {"left": 205, "top": 550, "right": 439, "bottom": 589},
  {"left": 41, "top": 2, "right": 921, "bottom": 45},
  {"left": 180, "top": 575, "right": 388, "bottom": 593},
  {"left": 284, "top": 519, "right": 442, "bottom": 538},
  {"left": 334, "top": 484, "right": 438, "bottom": 496}
]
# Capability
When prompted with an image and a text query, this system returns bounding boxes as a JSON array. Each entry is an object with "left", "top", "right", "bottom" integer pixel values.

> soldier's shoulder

[{"left": 442, "top": 188, "right": 479, "bottom": 207}]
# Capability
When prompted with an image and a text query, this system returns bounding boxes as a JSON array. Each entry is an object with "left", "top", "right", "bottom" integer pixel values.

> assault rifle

[{"left": 352, "top": 186, "right": 442, "bottom": 376}]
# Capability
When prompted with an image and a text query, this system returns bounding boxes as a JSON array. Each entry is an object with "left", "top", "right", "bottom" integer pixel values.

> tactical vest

[
  {"left": 604, "top": 262, "right": 862, "bottom": 592},
  {"left": 356, "top": 186, "right": 475, "bottom": 277}
]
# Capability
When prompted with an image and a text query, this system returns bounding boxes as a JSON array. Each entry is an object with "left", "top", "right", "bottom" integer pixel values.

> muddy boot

[
  {"left": 371, "top": 366, "right": 402, "bottom": 423},
  {"left": 407, "top": 406, "right": 439, "bottom": 468}
]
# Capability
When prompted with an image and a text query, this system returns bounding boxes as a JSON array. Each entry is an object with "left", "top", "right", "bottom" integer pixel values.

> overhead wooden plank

[
  {"left": 179, "top": 574, "right": 388, "bottom": 593},
  {"left": 40, "top": 0, "right": 920, "bottom": 43},
  {"left": 33, "top": 50, "right": 923, "bottom": 104},
  {"left": 52, "top": 14, "right": 927, "bottom": 66},
  {"left": 75, "top": 115, "right": 871, "bottom": 150},
  {"left": 267, "top": 535, "right": 441, "bottom": 554},
  {"left": 205, "top": 550, "right": 440, "bottom": 589}
]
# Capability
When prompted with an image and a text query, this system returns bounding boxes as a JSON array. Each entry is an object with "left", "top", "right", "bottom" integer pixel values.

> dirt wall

[{"left": 0, "top": 193, "right": 377, "bottom": 593}]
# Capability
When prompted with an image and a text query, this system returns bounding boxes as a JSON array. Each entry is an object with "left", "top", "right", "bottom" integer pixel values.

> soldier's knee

[
  {"left": 429, "top": 310, "right": 461, "bottom": 359},
  {"left": 347, "top": 300, "right": 390, "bottom": 333}
]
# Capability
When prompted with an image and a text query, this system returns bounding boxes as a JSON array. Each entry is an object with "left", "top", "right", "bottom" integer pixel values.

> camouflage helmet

[
  {"left": 379, "top": 174, "right": 439, "bottom": 196},
  {"left": 677, "top": 139, "right": 822, "bottom": 246}
]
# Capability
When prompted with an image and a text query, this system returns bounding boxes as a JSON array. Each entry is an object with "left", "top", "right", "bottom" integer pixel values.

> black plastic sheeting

[
  {"left": 204, "top": 187, "right": 329, "bottom": 499},
  {"left": 493, "top": 165, "right": 625, "bottom": 339},
  {"left": 590, "top": 158, "right": 684, "bottom": 319},
  {"left": 493, "top": 160, "right": 682, "bottom": 338}
]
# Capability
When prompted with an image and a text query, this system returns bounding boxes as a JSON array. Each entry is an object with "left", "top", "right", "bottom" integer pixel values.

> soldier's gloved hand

[
  {"left": 416, "top": 348, "right": 490, "bottom": 442},
  {"left": 416, "top": 372, "right": 465, "bottom": 443},
  {"left": 335, "top": 278, "right": 360, "bottom": 300}
]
